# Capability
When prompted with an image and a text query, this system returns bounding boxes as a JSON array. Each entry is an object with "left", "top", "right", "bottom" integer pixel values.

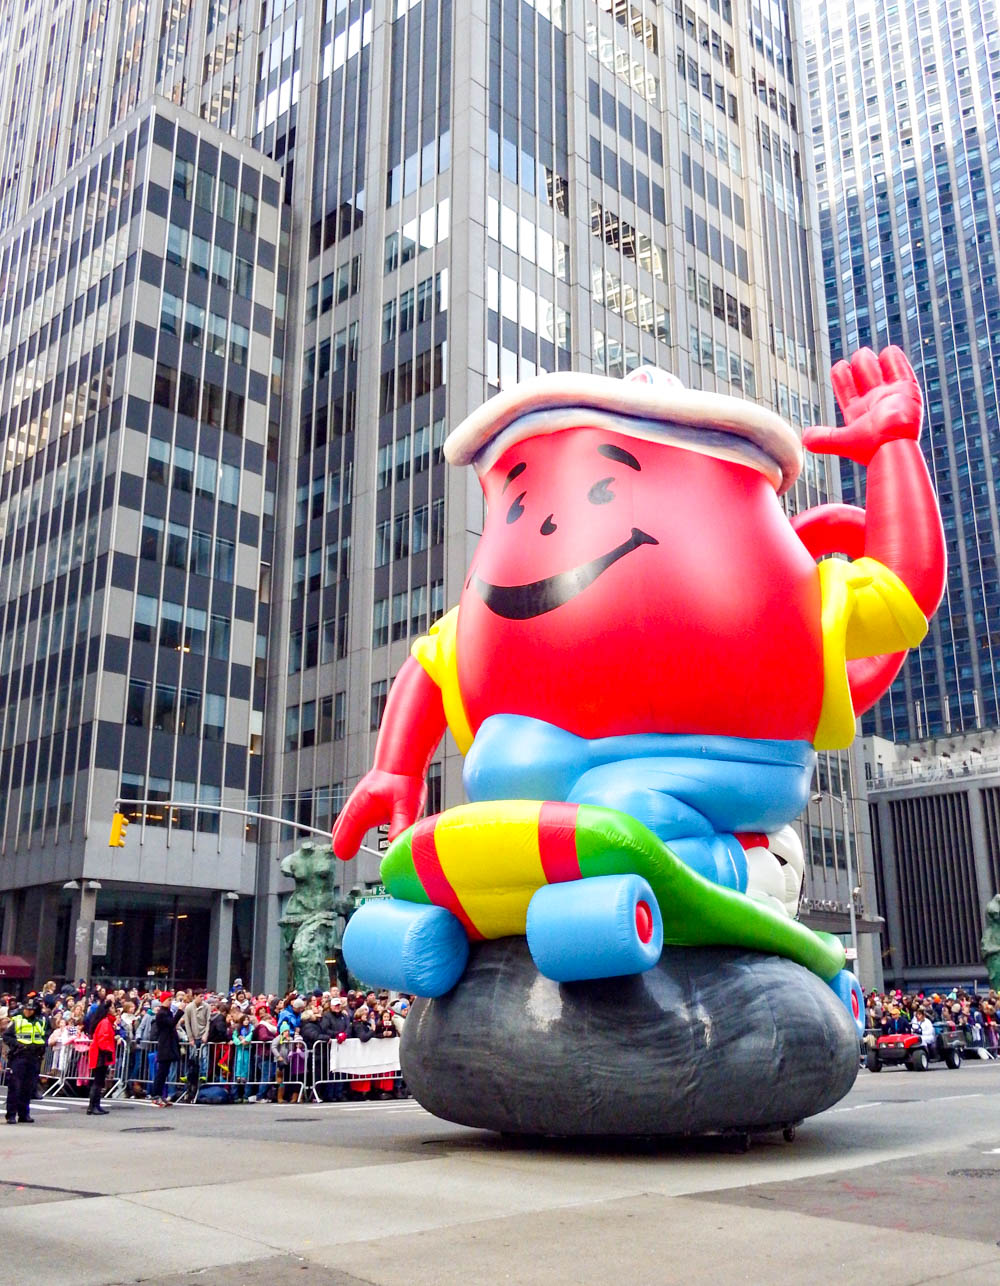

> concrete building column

[
  {"left": 207, "top": 893, "right": 236, "bottom": 994},
  {"left": 967, "top": 787, "right": 995, "bottom": 914},
  {"left": 0, "top": 891, "right": 17, "bottom": 953},
  {"left": 872, "top": 802, "right": 906, "bottom": 983},
  {"left": 251, "top": 893, "right": 286, "bottom": 996},
  {"left": 69, "top": 884, "right": 99, "bottom": 986}
]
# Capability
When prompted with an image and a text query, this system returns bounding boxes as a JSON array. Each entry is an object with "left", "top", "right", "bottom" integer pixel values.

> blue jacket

[{"left": 277, "top": 1006, "right": 300, "bottom": 1034}]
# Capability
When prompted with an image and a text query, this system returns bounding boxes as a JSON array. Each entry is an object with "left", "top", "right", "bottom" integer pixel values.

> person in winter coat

[
  {"left": 151, "top": 998, "right": 183, "bottom": 1107},
  {"left": 231, "top": 1014, "right": 254, "bottom": 1102},
  {"left": 87, "top": 1001, "right": 117, "bottom": 1116},
  {"left": 270, "top": 1029, "right": 306, "bottom": 1102},
  {"left": 278, "top": 997, "right": 305, "bottom": 1034},
  {"left": 205, "top": 1001, "right": 231, "bottom": 1077},
  {"left": 320, "top": 998, "right": 351, "bottom": 1040},
  {"left": 182, "top": 991, "right": 211, "bottom": 1103},
  {"left": 350, "top": 1005, "right": 376, "bottom": 1042},
  {"left": 298, "top": 1008, "right": 325, "bottom": 1048}
]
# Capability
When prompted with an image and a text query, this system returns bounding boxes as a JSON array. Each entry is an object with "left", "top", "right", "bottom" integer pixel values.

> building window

[
  {"left": 370, "top": 679, "right": 388, "bottom": 730},
  {"left": 133, "top": 595, "right": 158, "bottom": 643},
  {"left": 372, "top": 598, "right": 388, "bottom": 648},
  {"left": 300, "top": 699, "right": 316, "bottom": 748},
  {"left": 285, "top": 705, "right": 299, "bottom": 751},
  {"left": 173, "top": 157, "right": 194, "bottom": 200},
  {"left": 427, "top": 761, "right": 443, "bottom": 814},
  {"left": 127, "top": 678, "right": 150, "bottom": 725},
  {"left": 153, "top": 364, "right": 177, "bottom": 409},
  {"left": 160, "top": 292, "right": 182, "bottom": 335},
  {"left": 209, "top": 614, "right": 231, "bottom": 659},
  {"left": 203, "top": 692, "right": 226, "bottom": 742}
]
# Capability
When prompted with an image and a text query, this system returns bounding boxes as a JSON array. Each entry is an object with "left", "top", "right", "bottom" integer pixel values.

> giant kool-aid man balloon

[{"left": 334, "top": 347, "right": 945, "bottom": 1005}]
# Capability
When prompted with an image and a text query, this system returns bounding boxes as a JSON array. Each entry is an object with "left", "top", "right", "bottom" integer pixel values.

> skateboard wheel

[
  {"left": 828, "top": 968, "right": 865, "bottom": 1036},
  {"left": 526, "top": 873, "right": 663, "bottom": 982},
  {"left": 342, "top": 899, "right": 469, "bottom": 996}
]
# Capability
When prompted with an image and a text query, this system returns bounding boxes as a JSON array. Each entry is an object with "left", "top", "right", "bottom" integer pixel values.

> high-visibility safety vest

[{"left": 10, "top": 1014, "right": 46, "bottom": 1048}]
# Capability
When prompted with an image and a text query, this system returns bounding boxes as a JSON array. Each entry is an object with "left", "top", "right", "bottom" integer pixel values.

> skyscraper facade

[
  {"left": 807, "top": 0, "right": 1000, "bottom": 743},
  {"left": 0, "top": 1, "right": 284, "bottom": 989},
  {"left": 0, "top": 0, "right": 863, "bottom": 991}
]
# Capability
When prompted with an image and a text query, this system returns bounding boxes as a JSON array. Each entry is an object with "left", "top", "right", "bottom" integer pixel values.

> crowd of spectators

[
  {"left": 0, "top": 978, "right": 411, "bottom": 1108},
  {"left": 864, "top": 987, "right": 998, "bottom": 1053}
]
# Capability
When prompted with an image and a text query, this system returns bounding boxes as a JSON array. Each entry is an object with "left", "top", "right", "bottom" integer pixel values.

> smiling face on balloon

[
  {"left": 454, "top": 423, "right": 826, "bottom": 742},
  {"left": 468, "top": 433, "right": 660, "bottom": 621}
]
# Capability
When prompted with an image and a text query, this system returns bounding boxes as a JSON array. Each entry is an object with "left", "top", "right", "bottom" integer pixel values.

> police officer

[{"left": 3, "top": 991, "right": 47, "bottom": 1124}]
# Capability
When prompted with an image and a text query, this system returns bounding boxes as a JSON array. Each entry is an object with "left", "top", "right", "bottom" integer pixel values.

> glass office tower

[
  {"left": 0, "top": 0, "right": 863, "bottom": 990},
  {"left": 807, "top": 0, "right": 1000, "bottom": 743}
]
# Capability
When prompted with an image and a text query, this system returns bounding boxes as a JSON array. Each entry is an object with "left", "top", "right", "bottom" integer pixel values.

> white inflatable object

[{"left": 744, "top": 825, "right": 804, "bottom": 919}]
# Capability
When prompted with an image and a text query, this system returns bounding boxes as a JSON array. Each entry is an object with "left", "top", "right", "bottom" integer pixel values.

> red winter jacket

[{"left": 87, "top": 1016, "right": 117, "bottom": 1071}]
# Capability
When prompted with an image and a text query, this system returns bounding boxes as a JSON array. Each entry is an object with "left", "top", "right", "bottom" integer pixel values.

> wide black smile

[{"left": 469, "top": 528, "right": 658, "bottom": 619}]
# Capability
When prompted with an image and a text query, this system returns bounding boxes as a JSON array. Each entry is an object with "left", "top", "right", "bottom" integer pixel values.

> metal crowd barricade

[
  {"left": 188, "top": 1039, "right": 286, "bottom": 1101},
  {"left": 41, "top": 1036, "right": 94, "bottom": 1097},
  {"left": 107, "top": 1036, "right": 131, "bottom": 1097},
  {"left": 118, "top": 1039, "right": 193, "bottom": 1100},
  {"left": 308, "top": 1038, "right": 402, "bottom": 1102},
  {"left": 104, "top": 1039, "right": 282, "bottom": 1102}
]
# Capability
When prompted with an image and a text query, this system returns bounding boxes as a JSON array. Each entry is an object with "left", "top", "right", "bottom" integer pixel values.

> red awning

[{"left": 0, "top": 955, "right": 33, "bottom": 979}]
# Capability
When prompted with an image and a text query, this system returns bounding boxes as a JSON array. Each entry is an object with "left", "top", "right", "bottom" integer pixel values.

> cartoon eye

[
  {"left": 588, "top": 476, "right": 615, "bottom": 505},
  {"left": 506, "top": 490, "right": 526, "bottom": 523}
]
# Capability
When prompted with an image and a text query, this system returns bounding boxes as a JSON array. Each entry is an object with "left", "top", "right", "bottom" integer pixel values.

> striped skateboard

[{"left": 341, "top": 799, "right": 861, "bottom": 1030}]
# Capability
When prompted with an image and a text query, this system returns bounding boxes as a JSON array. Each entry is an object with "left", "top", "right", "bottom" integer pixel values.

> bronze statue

[
  {"left": 279, "top": 841, "right": 341, "bottom": 994},
  {"left": 983, "top": 894, "right": 1000, "bottom": 992}
]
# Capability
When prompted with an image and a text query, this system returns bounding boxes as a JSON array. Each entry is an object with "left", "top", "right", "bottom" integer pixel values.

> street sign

[
  {"left": 92, "top": 920, "right": 109, "bottom": 956},
  {"left": 357, "top": 884, "right": 388, "bottom": 906},
  {"left": 376, "top": 824, "right": 390, "bottom": 853}
]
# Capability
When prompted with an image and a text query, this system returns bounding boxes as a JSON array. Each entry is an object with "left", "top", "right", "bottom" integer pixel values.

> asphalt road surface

[{"left": 1, "top": 1059, "right": 999, "bottom": 1285}]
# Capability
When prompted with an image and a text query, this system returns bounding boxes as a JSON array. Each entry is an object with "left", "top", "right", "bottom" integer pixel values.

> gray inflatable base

[{"left": 401, "top": 939, "right": 859, "bottom": 1137}]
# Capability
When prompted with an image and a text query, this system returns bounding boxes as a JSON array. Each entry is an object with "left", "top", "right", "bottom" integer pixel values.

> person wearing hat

[
  {"left": 333, "top": 350, "right": 944, "bottom": 901},
  {"left": 320, "top": 996, "right": 351, "bottom": 1040},
  {"left": 3, "top": 991, "right": 48, "bottom": 1124}
]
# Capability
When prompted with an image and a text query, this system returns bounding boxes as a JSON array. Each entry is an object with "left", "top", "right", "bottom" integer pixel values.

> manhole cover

[
  {"left": 947, "top": 1168, "right": 1000, "bottom": 1179},
  {"left": 120, "top": 1126, "right": 175, "bottom": 1134}
]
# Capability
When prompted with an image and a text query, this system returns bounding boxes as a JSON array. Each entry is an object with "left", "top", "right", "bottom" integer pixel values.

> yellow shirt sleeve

[
  {"left": 814, "top": 556, "right": 928, "bottom": 750},
  {"left": 410, "top": 607, "right": 475, "bottom": 754}
]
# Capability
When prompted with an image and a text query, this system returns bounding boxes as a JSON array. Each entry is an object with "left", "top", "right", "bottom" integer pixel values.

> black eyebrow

[
  {"left": 598, "top": 443, "right": 641, "bottom": 470},
  {"left": 502, "top": 462, "right": 527, "bottom": 492}
]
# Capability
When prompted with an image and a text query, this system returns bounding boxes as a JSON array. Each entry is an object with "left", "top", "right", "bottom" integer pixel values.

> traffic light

[{"left": 109, "top": 811, "right": 129, "bottom": 847}]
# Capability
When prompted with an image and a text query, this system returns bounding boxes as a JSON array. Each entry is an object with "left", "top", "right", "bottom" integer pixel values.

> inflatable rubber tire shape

[
  {"left": 342, "top": 899, "right": 469, "bottom": 997},
  {"left": 526, "top": 873, "right": 663, "bottom": 982},
  {"left": 828, "top": 968, "right": 865, "bottom": 1036}
]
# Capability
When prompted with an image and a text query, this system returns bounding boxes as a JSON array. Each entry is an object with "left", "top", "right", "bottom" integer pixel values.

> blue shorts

[{"left": 463, "top": 715, "right": 816, "bottom": 892}]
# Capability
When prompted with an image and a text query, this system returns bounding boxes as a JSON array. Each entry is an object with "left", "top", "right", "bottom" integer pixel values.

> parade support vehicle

[{"left": 867, "top": 1023, "right": 964, "bottom": 1073}]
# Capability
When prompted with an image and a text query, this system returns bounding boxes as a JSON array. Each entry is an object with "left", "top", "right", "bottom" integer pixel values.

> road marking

[
  {"left": 928, "top": 1093, "right": 983, "bottom": 1103},
  {"left": 305, "top": 1101, "right": 426, "bottom": 1112},
  {"left": 829, "top": 1101, "right": 885, "bottom": 1112}
]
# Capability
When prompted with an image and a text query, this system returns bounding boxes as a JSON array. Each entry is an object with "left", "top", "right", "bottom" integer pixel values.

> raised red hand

[
  {"left": 804, "top": 345, "right": 921, "bottom": 466},
  {"left": 330, "top": 657, "right": 447, "bottom": 861},
  {"left": 331, "top": 769, "right": 428, "bottom": 860}
]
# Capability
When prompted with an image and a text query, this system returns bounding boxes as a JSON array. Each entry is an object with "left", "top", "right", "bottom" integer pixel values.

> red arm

[
  {"left": 797, "top": 346, "right": 946, "bottom": 715},
  {"left": 331, "top": 657, "right": 447, "bottom": 860}
]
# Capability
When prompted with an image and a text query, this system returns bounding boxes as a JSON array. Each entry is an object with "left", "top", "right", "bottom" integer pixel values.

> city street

[{"left": 1, "top": 1061, "right": 998, "bottom": 1285}]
